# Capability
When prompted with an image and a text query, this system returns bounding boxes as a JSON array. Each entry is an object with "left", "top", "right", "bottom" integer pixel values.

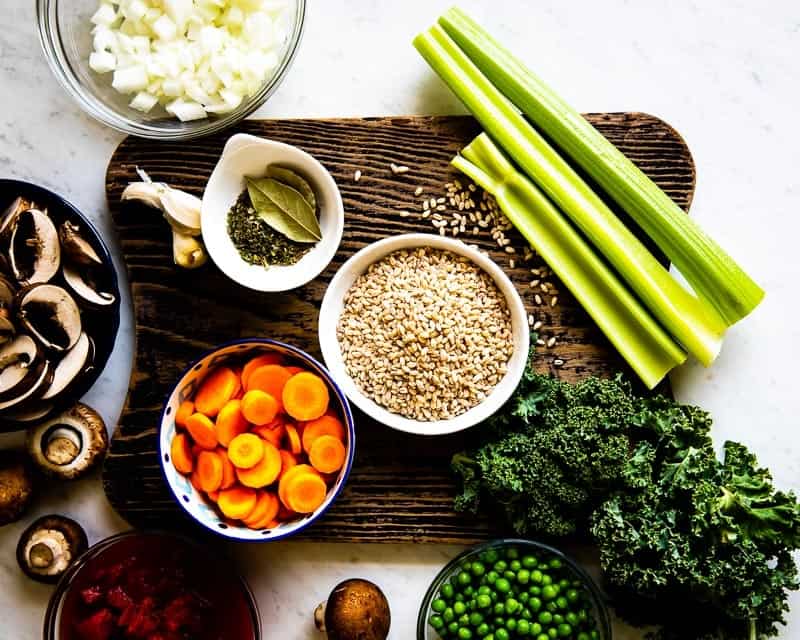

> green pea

[
  {"left": 517, "top": 569, "right": 531, "bottom": 584},
  {"left": 558, "top": 578, "right": 570, "bottom": 589},
  {"left": 429, "top": 614, "right": 444, "bottom": 629},
  {"left": 458, "top": 613, "right": 470, "bottom": 626},
  {"left": 494, "top": 560, "right": 508, "bottom": 573},
  {"left": 529, "top": 596, "right": 542, "bottom": 612},
  {"left": 455, "top": 593, "right": 465, "bottom": 602},
  {"left": 529, "top": 586, "right": 541, "bottom": 596},
  {"left": 458, "top": 571, "right": 472, "bottom": 586},
  {"left": 531, "top": 622, "right": 543, "bottom": 635},
  {"left": 441, "top": 583, "right": 455, "bottom": 600},
  {"left": 541, "top": 585, "right": 557, "bottom": 601},
  {"left": 503, "top": 570, "right": 516, "bottom": 582},
  {"left": 469, "top": 612, "right": 484, "bottom": 626},
  {"left": 548, "top": 558, "right": 562, "bottom": 570},
  {"left": 578, "top": 609, "right": 588, "bottom": 622},
  {"left": 591, "top": 632, "right": 599, "bottom": 639},
  {"left": 553, "top": 613, "right": 563, "bottom": 624},
  {"left": 448, "top": 621, "right": 459, "bottom": 634},
  {"left": 522, "top": 555, "right": 538, "bottom": 569},
  {"left": 484, "top": 549, "right": 499, "bottom": 564},
  {"left": 576, "top": 634, "right": 590, "bottom": 640},
  {"left": 541, "top": 574, "right": 552, "bottom": 586},
  {"left": 486, "top": 571, "right": 499, "bottom": 585},
  {"left": 547, "top": 629, "right": 558, "bottom": 639},
  {"left": 518, "top": 592, "right": 529, "bottom": 604},
  {"left": 555, "top": 596, "right": 568, "bottom": 610},
  {"left": 510, "top": 559, "right": 522, "bottom": 572},
  {"left": 495, "top": 578, "right": 511, "bottom": 594},
  {"left": 458, "top": 627, "right": 473, "bottom": 640},
  {"left": 443, "top": 607, "right": 455, "bottom": 623},
  {"left": 493, "top": 602, "right": 505, "bottom": 616},
  {"left": 505, "top": 598, "right": 520, "bottom": 615},
  {"left": 538, "top": 611, "right": 553, "bottom": 625},
  {"left": 495, "top": 628, "right": 510, "bottom": 640},
  {"left": 432, "top": 598, "right": 447, "bottom": 613},
  {"left": 494, "top": 617, "right": 505, "bottom": 627},
  {"left": 506, "top": 548, "right": 519, "bottom": 560},
  {"left": 471, "top": 562, "right": 486, "bottom": 578},
  {"left": 565, "top": 612, "right": 579, "bottom": 627},
  {"left": 521, "top": 608, "right": 532, "bottom": 620},
  {"left": 506, "top": 618, "right": 517, "bottom": 632},
  {"left": 566, "top": 588, "right": 579, "bottom": 603},
  {"left": 517, "top": 619, "right": 531, "bottom": 636},
  {"left": 531, "top": 570, "right": 543, "bottom": 584},
  {"left": 557, "top": 623, "right": 572, "bottom": 637},
  {"left": 476, "top": 594, "right": 492, "bottom": 609},
  {"left": 535, "top": 634, "right": 549, "bottom": 640},
  {"left": 478, "top": 585, "right": 492, "bottom": 596},
  {"left": 546, "top": 602, "right": 558, "bottom": 612},
  {"left": 453, "top": 601, "right": 467, "bottom": 615},
  {"left": 476, "top": 623, "right": 490, "bottom": 637},
  {"left": 463, "top": 586, "right": 475, "bottom": 598}
]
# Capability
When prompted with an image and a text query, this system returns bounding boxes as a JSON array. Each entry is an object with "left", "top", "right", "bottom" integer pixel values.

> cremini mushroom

[
  {"left": 0, "top": 196, "right": 32, "bottom": 237},
  {"left": 314, "top": 579, "right": 391, "bottom": 640},
  {"left": 58, "top": 221, "right": 103, "bottom": 266},
  {"left": 121, "top": 167, "right": 207, "bottom": 269},
  {"left": 62, "top": 265, "right": 116, "bottom": 309},
  {"left": 16, "top": 283, "right": 82, "bottom": 352},
  {"left": 9, "top": 209, "right": 61, "bottom": 286},
  {"left": 0, "top": 450, "right": 35, "bottom": 525},
  {"left": 41, "top": 332, "right": 92, "bottom": 401},
  {"left": 27, "top": 403, "right": 108, "bottom": 480},
  {"left": 16, "top": 514, "right": 87, "bottom": 583},
  {"left": 0, "top": 334, "right": 45, "bottom": 404}
]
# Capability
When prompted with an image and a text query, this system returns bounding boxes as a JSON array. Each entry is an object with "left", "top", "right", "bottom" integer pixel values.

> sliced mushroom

[
  {"left": 59, "top": 221, "right": 103, "bottom": 266},
  {"left": 0, "top": 360, "right": 51, "bottom": 412},
  {"left": 27, "top": 403, "right": 108, "bottom": 480},
  {"left": 0, "top": 197, "right": 32, "bottom": 238},
  {"left": 16, "top": 515, "right": 88, "bottom": 583},
  {"left": 17, "top": 284, "right": 82, "bottom": 352},
  {"left": 41, "top": 332, "right": 91, "bottom": 400},
  {"left": 315, "top": 579, "right": 391, "bottom": 640},
  {"left": 0, "top": 450, "right": 35, "bottom": 525},
  {"left": 9, "top": 209, "right": 61, "bottom": 286},
  {"left": 62, "top": 265, "right": 116, "bottom": 309},
  {"left": 0, "top": 334, "right": 44, "bottom": 402}
]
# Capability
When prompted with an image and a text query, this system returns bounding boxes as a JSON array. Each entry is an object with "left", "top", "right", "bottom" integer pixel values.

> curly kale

[{"left": 452, "top": 351, "right": 800, "bottom": 639}]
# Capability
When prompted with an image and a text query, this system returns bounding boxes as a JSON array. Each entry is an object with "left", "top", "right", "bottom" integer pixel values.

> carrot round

[
  {"left": 253, "top": 422, "right": 285, "bottom": 449},
  {"left": 278, "top": 464, "right": 320, "bottom": 509},
  {"left": 242, "top": 353, "right": 283, "bottom": 388},
  {"left": 206, "top": 490, "right": 220, "bottom": 502},
  {"left": 227, "top": 433, "right": 264, "bottom": 469},
  {"left": 197, "top": 450, "right": 224, "bottom": 493},
  {"left": 194, "top": 367, "right": 240, "bottom": 417},
  {"left": 170, "top": 433, "right": 194, "bottom": 474},
  {"left": 217, "top": 486, "right": 258, "bottom": 520},
  {"left": 282, "top": 372, "right": 330, "bottom": 421},
  {"left": 243, "top": 491, "right": 280, "bottom": 528},
  {"left": 219, "top": 450, "right": 237, "bottom": 490},
  {"left": 301, "top": 414, "right": 345, "bottom": 454},
  {"left": 185, "top": 412, "right": 218, "bottom": 450},
  {"left": 236, "top": 441, "right": 281, "bottom": 488},
  {"left": 309, "top": 435, "right": 347, "bottom": 474},
  {"left": 175, "top": 400, "right": 195, "bottom": 429},
  {"left": 245, "top": 364, "right": 293, "bottom": 411},
  {"left": 278, "top": 449, "right": 297, "bottom": 480},
  {"left": 285, "top": 365, "right": 304, "bottom": 376},
  {"left": 277, "top": 504, "right": 296, "bottom": 522},
  {"left": 216, "top": 399, "right": 250, "bottom": 447},
  {"left": 189, "top": 468, "right": 203, "bottom": 492},
  {"left": 285, "top": 472, "right": 327, "bottom": 513},
  {"left": 285, "top": 423, "right": 302, "bottom": 456},
  {"left": 241, "top": 390, "right": 279, "bottom": 426}
]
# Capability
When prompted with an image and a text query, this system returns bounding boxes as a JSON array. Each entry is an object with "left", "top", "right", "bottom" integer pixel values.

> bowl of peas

[{"left": 417, "top": 539, "right": 611, "bottom": 640}]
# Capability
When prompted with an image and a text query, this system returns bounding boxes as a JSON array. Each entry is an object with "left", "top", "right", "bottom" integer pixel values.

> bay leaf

[
  {"left": 266, "top": 165, "right": 317, "bottom": 212},
  {"left": 246, "top": 176, "right": 322, "bottom": 243}
]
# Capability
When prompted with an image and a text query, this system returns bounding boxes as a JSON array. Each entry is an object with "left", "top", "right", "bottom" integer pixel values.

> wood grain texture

[{"left": 103, "top": 114, "right": 695, "bottom": 543}]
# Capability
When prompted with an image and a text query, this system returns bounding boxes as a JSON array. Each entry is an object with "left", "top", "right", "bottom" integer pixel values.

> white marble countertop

[{"left": 1, "top": 0, "right": 799, "bottom": 638}]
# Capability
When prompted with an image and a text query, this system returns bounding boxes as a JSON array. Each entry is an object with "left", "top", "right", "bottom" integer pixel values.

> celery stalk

[
  {"left": 453, "top": 133, "right": 687, "bottom": 388},
  {"left": 413, "top": 26, "right": 725, "bottom": 366},
  {"left": 438, "top": 7, "right": 764, "bottom": 327}
]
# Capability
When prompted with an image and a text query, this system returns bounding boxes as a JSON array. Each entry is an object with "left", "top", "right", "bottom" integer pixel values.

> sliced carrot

[
  {"left": 285, "top": 423, "right": 302, "bottom": 456},
  {"left": 277, "top": 504, "right": 296, "bottom": 522},
  {"left": 285, "top": 365, "right": 304, "bottom": 376},
  {"left": 245, "top": 364, "right": 293, "bottom": 410},
  {"left": 236, "top": 441, "right": 281, "bottom": 488},
  {"left": 282, "top": 371, "right": 329, "bottom": 421},
  {"left": 285, "top": 472, "right": 327, "bottom": 513},
  {"left": 301, "top": 414, "right": 345, "bottom": 454},
  {"left": 191, "top": 443, "right": 205, "bottom": 459},
  {"left": 243, "top": 491, "right": 280, "bottom": 528},
  {"left": 185, "top": 412, "right": 218, "bottom": 450},
  {"left": 219, "top": 450, "right": 237, "bottom": 490},
  {"left": 309, "top": 434, "right": 347, "bottom": 474},
  {"left": 227, "top": 433, "right": 264, "bottom": 469},
  {"left": 278, "top": 449, "right": 297, "bottom": 480},
  {"left": 216, "top": 399, "right": 250, "bottom": 447},
  {"left": 206, "top": 490, "right": 220, "bottom": 502},
  {"left": 170, "top": 433, "right": 194, "bottom": 474},
  {"left": 278, "top": 464, "right": 320, "bottom": 509},
  {"left": 241, "top": 353, "right": 283, "bottom": 388},
  {"left": 194, "top": 367, "right": 239, "bottom": 417},
  {"left": 217, "top": 486, "right": 258, "bottom": 520},
  {"left": 197, "top": 450, "right": 224, "bottom": 493},
  {"left": 253, "top": 422, "right": 285, "bottom": 448},
  {"left": 189, "top": 468, "right": 203, "bottom": 492},
  {"left": 175, "top": 400, "right": 195, "bottom": 429},
  {"left": 241, "top": 389, "right": 279, "bottom": 426}
]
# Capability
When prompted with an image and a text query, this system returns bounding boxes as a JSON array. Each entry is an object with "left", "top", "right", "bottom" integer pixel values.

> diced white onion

[
  {"left": 111, "top": 65, "right": 149, "bottom": 93},
  {"left": 89, "top": 50, "right": 117, "bottom": 74},
  {"left": 91, "top": 4, "right": 118, "bottom": 27},
  {"left": 166, "top": 99, "right": 208, "bottom": 122},
  {"left": 129, "top": 91, "right": 159, "bottom": 112}
]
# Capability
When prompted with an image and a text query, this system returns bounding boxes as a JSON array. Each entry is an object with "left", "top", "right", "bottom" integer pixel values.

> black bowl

[{"left": 0, "top": 179, "right": 121, "bottom": 431}]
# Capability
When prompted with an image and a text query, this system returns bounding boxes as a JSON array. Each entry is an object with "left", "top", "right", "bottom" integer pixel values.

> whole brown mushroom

[
  {"left": 16, "top": 514, "right": 88, "bottom": 583},
  {"left": 314, "top": 579, "right": 391, "bottom": 640},
  {"left": 0, "top": 450, "right": 35, "bottom": 525}
]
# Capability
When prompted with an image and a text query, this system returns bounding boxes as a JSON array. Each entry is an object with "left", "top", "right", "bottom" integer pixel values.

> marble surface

[{"left": 1, "top": 0, "right": 799, "bottom": 638}]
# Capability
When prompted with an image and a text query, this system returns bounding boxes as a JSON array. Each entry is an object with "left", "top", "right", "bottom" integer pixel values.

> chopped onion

[{"left": 88, "top": 0, "right": 290, "bottom": 121}]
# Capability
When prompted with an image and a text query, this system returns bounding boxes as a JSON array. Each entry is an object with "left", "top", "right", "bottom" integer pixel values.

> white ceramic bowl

[
  {"left": 319, "top": 234, "right": 530, "bottom": 436},
  {"left": 201, "top": 133, "right": 344, "bottom": 291},
  {"left": 158, "top": 339, "right": 355, "bottom": 542}
]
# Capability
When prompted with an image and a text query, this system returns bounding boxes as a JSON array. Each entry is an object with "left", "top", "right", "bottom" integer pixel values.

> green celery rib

[
  {"left": 453, "top": 133, "right": 686, "bottom": 388},
  {"left": 438, "top": 6, "right": 764, "bottom": 327},
  {"left": 413, "top": 25, "right": 726, "bottom": 366}
]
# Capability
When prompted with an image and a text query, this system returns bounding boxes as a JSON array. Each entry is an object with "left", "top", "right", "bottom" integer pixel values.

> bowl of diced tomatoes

[{"left": 159, "top": 338, "right": 355, "bottom": 541}]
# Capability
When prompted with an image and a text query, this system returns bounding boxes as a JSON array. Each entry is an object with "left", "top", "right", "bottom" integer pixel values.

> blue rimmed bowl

[{"left": 158, "top": 338, "right": 355, "bottom": 542}]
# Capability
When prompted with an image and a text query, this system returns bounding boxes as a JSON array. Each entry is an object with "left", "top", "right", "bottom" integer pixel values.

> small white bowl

[
  {"left": 319, "top": 234, "right": 530, "bottom": 436},
  {"left": 201, "top": 133, "right": 344, "bottom": 292}
]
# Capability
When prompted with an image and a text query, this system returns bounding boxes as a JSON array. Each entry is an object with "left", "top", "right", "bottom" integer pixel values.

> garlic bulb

[{"left": 122, "top": 168, "right": 206, "bottom": 268}]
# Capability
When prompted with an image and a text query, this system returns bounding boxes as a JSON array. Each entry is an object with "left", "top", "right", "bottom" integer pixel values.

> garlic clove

[
  {"left": 121, "top": 182, "right": 166, "bottom": 211},
  {"left": 160, "top": 188, "right": 202, "bottom": 236},
  {"left": 172, "top": 230, "right": 207, "bottom": 269}
]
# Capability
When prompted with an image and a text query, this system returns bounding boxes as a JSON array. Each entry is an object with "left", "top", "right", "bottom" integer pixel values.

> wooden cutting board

[{"left": 102, "top": 114, "right": 694, "bottom": 543}]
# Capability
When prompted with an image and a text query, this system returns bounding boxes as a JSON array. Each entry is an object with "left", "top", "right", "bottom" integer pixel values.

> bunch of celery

[{"left": 413, "top": 9, "right": 763, "bottom": 388}]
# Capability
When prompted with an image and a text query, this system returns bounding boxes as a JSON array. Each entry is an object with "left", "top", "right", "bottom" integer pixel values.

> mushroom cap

[
  {"left": 0, "top": 450, "right": 35, "bottom": 525},
  {"left": 324, "top": 579, "right": 391, "bottom": 640},
  {"left": 26, "top": 402, "right": 108, "bottom": 480},
  {"left": 16, "top": 514, "right": 88, "bottom": 583}
]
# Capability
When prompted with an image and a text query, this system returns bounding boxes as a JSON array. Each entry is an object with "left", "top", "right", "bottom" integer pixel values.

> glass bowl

[
  {"left": 417, "top": 539, "right": 611, "bottom": 640},
  {"left": 36, "top": 0, "right": 305, "bottom": 139},
  {"left": 43, "top": 530, "right": 261, "bottom": 640}
]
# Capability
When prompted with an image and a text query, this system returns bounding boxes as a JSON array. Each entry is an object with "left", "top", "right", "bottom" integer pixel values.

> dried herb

[
  {"left": 227, "top": 190, "right": 311, "bottom": 267},
  {"left": 266, "top": 165, "right": 317, "bottom": 211},
  {"left": 246, "top": 176, "right": 321, "bottom": 243}
]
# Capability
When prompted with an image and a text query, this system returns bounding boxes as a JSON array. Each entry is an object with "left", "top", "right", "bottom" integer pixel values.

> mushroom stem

[
  {"left": 314, "top": 601, "right": 327, "bottom": 632},
  {"left": 28, "top": 541, "right": 54, "bottom": 568}
]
